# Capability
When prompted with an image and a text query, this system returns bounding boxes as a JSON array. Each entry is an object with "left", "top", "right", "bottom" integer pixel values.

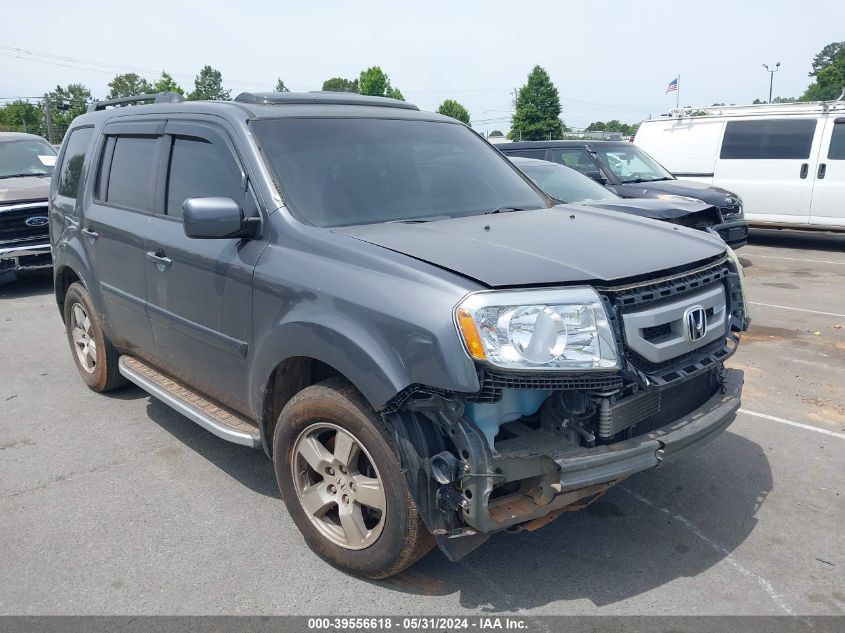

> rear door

[
  {"left": 713, "top": 117, "right": 821, "bottom": 225},
  {"left": 82, "top": 121, "right": 162, "bottom": 355},
  {"left": 809, "top": 115, "right": 845, "bottom": 228},
  {"left": 144, "top": 119, "right": 265, "bottom": 414}
]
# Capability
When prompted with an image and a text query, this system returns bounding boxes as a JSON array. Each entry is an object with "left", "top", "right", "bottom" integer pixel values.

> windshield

[
  {"left": 593, "top": 146, "right": 673, "bottom": 183},
  {"left": 517, "top": 160, "right": 618, "bottom": 203},
  {"left": 252, "top": 118, "right": 547, "bottom": 227},
  {"left": 0, "top": 138, "right": 57, "bottom": 178}
]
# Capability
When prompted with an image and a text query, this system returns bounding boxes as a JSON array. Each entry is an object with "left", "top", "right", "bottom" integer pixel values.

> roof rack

[
  {"left": 664, "top": 93, "right": 845, "bottom": 119},
  {"left": 87, "top": 92, "right": 185, "bottom": 113},
  {"left": 233, "top": 91, "right": 419, "bottom": 110}
]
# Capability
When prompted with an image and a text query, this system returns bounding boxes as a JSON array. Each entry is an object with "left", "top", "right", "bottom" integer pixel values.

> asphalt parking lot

[{"left": 0, "top": 229, "right": 843, "bottom": 616}]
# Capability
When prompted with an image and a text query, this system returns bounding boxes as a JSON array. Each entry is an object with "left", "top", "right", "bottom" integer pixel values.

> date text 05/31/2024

[{"left": 307, "top": 617, "right": 529, "bottom": 630}]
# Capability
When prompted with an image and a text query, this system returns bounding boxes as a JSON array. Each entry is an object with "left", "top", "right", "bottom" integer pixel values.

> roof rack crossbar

[{"left": 87, "top": 92, "right": 185, "bottom": 113}]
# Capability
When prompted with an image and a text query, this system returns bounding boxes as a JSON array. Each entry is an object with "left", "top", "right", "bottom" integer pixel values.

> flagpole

[{"left": 676, "top": 74, "right": 680, "bottom": 109}]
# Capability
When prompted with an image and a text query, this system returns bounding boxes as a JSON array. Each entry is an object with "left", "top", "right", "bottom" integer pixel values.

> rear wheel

[
  {"left": 63, "top": 282, "right": 126, "bottom": 392},
  {"left": 273, "top": 378, "right": 434, "bottom": 578}
]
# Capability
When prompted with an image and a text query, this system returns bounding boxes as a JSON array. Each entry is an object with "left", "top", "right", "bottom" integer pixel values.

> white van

[{"left": 634, "top": 97, "right": 845, "bottom": 229}]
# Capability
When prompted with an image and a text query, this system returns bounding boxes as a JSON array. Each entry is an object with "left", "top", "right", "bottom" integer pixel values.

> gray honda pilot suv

[{"left": 50, "top": 91, "right": 748, "bottom": 578}]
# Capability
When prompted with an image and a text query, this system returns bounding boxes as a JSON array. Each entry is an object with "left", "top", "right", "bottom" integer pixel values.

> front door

[
  {"left": 809, "top": 116, "right": 845, "bottom": 228},
  {"left": 144, "top": 120, "right": 265, "bottom": 414}
]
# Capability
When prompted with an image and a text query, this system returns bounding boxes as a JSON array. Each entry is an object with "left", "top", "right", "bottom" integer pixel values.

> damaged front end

[{"left": 383, "top": 254, "right": 749, "bottom": 561}]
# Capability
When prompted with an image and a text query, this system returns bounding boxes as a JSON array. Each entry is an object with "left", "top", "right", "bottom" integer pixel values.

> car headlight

[{"left": 455, "top": 288, "right": 619, "bottom": 371}]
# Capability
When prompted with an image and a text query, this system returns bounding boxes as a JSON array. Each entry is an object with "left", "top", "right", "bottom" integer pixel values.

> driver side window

[
  {"left": 166, "top": 137, "right": 242, "bottom": 220},
  {"left": 548, "top": 148, "right": 598, "bottom": 175}
]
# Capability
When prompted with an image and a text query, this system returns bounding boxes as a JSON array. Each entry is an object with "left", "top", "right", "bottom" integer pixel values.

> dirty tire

[
  {"left": 63, "top": 282, "right": 126, "bottom": 392},
  {"left": 274, "top": 378, "right": 434, "bottom": 579}
]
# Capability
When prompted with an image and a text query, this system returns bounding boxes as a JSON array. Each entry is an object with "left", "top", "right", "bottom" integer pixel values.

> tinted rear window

[
  {"left": 503, "top": 148, "right": 546, "bottom": 159},
  {"left": 106, "top": 136, "right": 158, "bottom": 211},
  {"left": 166, "top": 138, "right": 242, "bottom": 219},
  {"left": 720, "top": 119, "right": 817, "bottom": 159},
  {"left": 57, "top": 128, "right": 93, "bottom": 198}
]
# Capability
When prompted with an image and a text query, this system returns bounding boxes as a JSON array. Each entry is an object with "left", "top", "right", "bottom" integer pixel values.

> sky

[{"left": 2, "top": 0, "right": 844, "bottom": 135}]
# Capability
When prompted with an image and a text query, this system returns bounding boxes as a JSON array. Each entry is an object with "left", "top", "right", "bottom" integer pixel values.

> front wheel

[{"left": 273, "top": 378, "right": 434, "bottom": 578}]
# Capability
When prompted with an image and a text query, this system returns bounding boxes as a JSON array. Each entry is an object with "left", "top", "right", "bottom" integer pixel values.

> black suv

[
  {"left": 497, "top": 140, "right": 748, "bottom": 248},
  {"left": 50, "top": 91, "right": 747, "bottom": 578}
]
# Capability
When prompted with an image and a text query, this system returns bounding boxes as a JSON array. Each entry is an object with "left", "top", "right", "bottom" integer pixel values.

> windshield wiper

[
  {"left": 621, "top": 176, "right": 671, "bottom": 184},
  {"left": 484, "top": 206, "right": 530, "bottom": 215},
  {"left": 386, "top": 214, "right": 452, "bottom": 224},
  {"left": 0, "top": 172, "right": 49, "bottom": 179}
]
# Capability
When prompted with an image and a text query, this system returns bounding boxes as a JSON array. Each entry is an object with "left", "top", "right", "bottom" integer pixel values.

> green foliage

[
  {"left": 46, "top": 84, "right": 93, "bottom": 142},
  {"left": 188, "top": 66, "right": 231, "bottom": 101},
  {"left": 274, "top": 78, "right": 291, "bottom": 93},
  {"left": 801, "top": 42, "right": 845, "bottom": 101},
  {"left": 358, "top": 67, "right": 403, "bottom": 100},
  {"left": 584, "top": 119, "right": 638, "bottom": 136},
  {"left": 0, "top": 100, "right": 44, "bottom": 134},
  {"left": 322, "top": 77, "right": 358, "bottom": 93},
  {"left": 509, "top": 66, "right": 565, "bottom": 140},
  {"left": 810, "top": 42, "right": 844, "bottom": 76},
  {"left": 106, "top": 73, "right": 151, "bottom": 99},
  {"left": 436, "top": 99, "right": 470, "bottom": 125},
  {"left": 488, "top": 130, "right": 504, "bottom": 138},
  {"left": 151, "top": 71, "right": 184, "bottom": 96}
]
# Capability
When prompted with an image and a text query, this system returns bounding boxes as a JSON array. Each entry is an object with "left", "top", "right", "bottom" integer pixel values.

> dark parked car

[
  {"left": 50, "top": 91, "right": 748, "bottom": 579},
  {"left": 509, "top": 156, "right": 732, "bottom": 241},
  {"left": 0, "top": 132, "right": 57, "bottom": 282},
  {"left": 498, "top": 140, "right": 748, "bottom": 248}
]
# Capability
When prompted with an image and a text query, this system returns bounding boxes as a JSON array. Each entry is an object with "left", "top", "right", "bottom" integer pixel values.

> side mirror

[{"left": 182, "top": 197, "right": 259, "bottom": 239}]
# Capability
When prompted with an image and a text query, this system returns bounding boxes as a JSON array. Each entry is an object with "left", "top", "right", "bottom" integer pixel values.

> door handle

[
  {"left": 81, "top": 228, "right": 99, "bottom": 239},
  {"left": 800, "top": 163, "right": 809, "bottom": 179},
  {"left": 818, "top": 163, "right": 827, "bottom": 179},
  {"left": 146, "top": 250, "right": 172, "bottom": 270}
]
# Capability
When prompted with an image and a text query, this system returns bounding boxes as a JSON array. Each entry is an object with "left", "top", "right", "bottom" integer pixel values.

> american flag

[{"left": 666, "top": 77, "right": 679, "bottom": 93}]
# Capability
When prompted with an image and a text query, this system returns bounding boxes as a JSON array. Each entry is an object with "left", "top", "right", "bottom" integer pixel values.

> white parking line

[
  {"left": 753, "top": 255, "right": 845, "bottom": 266},
  {"left": 748, "top": 301, "right": 845, "bottom": 318},
  {"left": 739, "top": 408, "right": 845, "bottom": 439}
]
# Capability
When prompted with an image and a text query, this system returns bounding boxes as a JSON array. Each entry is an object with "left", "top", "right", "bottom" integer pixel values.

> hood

[
  {"left": 612, "top": 179, "right": 737, "bottom": 206},
  {"left": 0, "top": 175, "right": 51, "bottom": 204},
  {"left": 580, "top": 197, "right": 718, "bottom": 221},
  {"left": 334, "top": 205, "right": 726, "bottom": 287}
]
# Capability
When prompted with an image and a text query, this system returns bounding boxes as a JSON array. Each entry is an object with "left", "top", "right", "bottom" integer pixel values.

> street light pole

[{"left": 762, "top": 62, "right": 781, "bottom": 103}]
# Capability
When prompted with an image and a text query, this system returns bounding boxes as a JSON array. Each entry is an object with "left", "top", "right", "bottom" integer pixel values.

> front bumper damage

[
  {"left": 387, "top": 369, "right": 742, "bottom": 561},
  {"left": 0, "top": 242, "right": 53, "bottom": 282}
]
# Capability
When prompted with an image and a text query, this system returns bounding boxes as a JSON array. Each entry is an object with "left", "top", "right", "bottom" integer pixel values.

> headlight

[{"left": 455, "top": 288, "right": 619, "bottom": 371}]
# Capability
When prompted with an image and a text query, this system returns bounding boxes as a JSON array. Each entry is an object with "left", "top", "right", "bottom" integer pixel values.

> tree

[
  {"left": 46, "top": 84, "right": 93, "bottom": 143},
  {"left": 436, "top": 99, "right": 470, "bottom": 124},
  {"left": 488, "top": 130, "right": 504, "bottom": 138},
  {"left": 188, "top": 66, "right": 231, "bottom": 101},
  {"left": 322, "top": 77, "right": 358, "bottom": 93},
  {"left": 801, "top": 42, "right": 845, "bottom": 101},
  {"left": 274, "top": 78, "right": 291, "bottom": 93},
  {"left": 810, "top": 42, "right": 844, "bottom": 76},
  {"left": 106, "top": 73, "right": 151, "bottom": 99},
  {"left": 509, "top": 66, "right": 565, "bottom": 140},
  {"left": 358, "top": 66, "right": 403, "bottom": 100},
  {"left": 151, "top": 71, "right": 184, "bottom": 95},
  {"left": 0, "top": 100, "right": 44, "bottom": 134}
]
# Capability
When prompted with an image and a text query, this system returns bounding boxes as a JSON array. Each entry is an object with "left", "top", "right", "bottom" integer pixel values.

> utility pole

[
  {"left": 42, "top": 94, "right": 55, "bottom": 144},
  {"left": 762, "top": 62, "right": 781, "bottom": 103}
]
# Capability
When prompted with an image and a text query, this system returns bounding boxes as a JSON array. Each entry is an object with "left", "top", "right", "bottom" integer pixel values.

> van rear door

[
  {"left": 714, "top": 117, "right": 821, "bottom": 226},
  {"left": 809, "top": 116, "right": 845, "bottom": 228}
]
